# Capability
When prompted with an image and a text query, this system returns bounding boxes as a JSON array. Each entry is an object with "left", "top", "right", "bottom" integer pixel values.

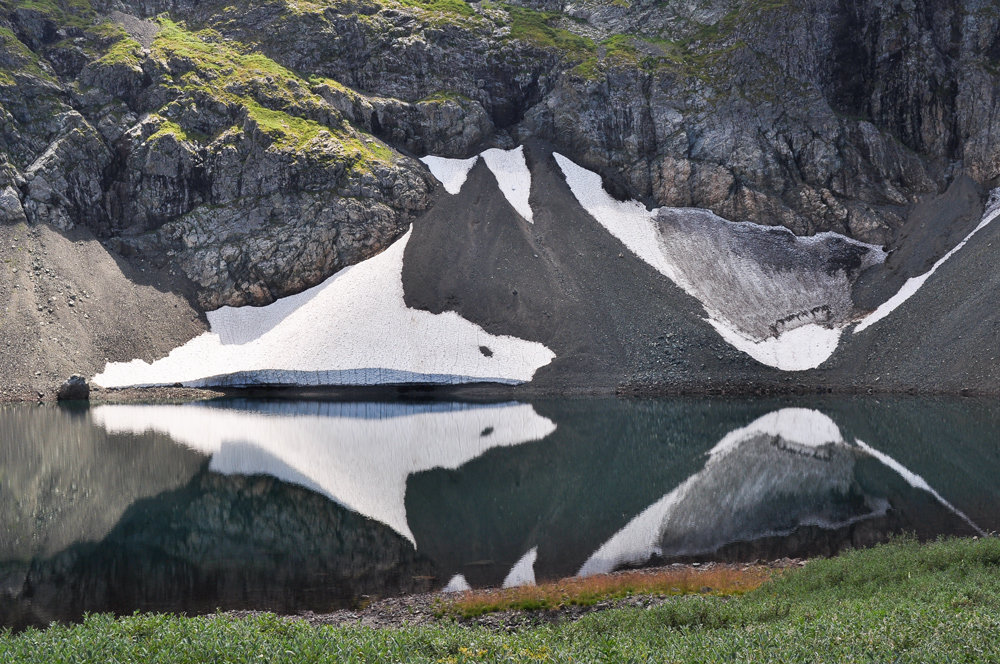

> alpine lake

[{"left": 2, "top": 394, "right": 997, "bottom": 630}]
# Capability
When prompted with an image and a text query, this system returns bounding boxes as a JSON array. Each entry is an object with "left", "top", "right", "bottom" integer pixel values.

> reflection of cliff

[
  {"left": 3, "top": 396, "right": 997, "bottom": 629},
  {"left": 0, "top": 406, "right": 204, "bottom": 563},
  {"left": 405, "top": 399, "right": 772, "bottom": 588},
  {"left": 1, "top": 470, "right": 434, "bottom": 631},
  {"left": 1, "top": 399, "right": 558, "bottom": 628},
  {"left": 407, "top": 402, "right": 993, "bottom": 588}
]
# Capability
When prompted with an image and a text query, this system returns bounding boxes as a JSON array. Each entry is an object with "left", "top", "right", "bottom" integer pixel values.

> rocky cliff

[{"left": 1, "top": 0, "right": 999, "bottom": 396}]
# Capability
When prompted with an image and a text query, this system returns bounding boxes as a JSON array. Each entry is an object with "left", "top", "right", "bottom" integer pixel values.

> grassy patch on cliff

[
  {"left": 149, "top": 18, "right": 395, "bottom": 168},
  {"left": 0, "top": 25, "right": 53, "bottom": 83},
  {"left": 395, "top": 0, "right": 474, "bottom": 18},
  {"left": 505, "top": 5, "right": 594, "bottom": 59},
  {"left": 2, "top": 538, "right": 1000, "bottom": 662},
  {"left": 496, "top": 0, "right": 792, "bottom": 81},
  {"left": 2, "top": 0, "right": 94, "bottom": 27}
]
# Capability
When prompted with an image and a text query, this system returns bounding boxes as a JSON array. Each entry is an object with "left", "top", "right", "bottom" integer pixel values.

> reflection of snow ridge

[
  {"left": 579, "top": 408, "right": 849, "bottom": 576},
  {"left": 94, "top": 229, "right": 554, "bottom": 388},
  {"left": 854, "top": 439, "right": 983, "bottom": 534},
  {"left": 579, "top": 408, "right": 975, "bottom": 576},
  {"left": 443, "top": 574, "right": 472, "bottom": 593},
  {"left": 92, "top": 401, "right": 557, "bottom": 544},
  {"left": 503, "top": 547, "right": 538, "bottom": 588}
]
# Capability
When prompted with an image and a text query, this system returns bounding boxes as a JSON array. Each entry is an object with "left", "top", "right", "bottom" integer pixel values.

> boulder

[{"left": 56, "top": 375, "right": 90, "bottom": 401}]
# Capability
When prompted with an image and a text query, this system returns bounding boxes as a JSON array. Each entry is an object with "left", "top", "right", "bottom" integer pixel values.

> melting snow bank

[
  {"left": 421, "top": 147, "right": 533, "bottom": 222},
  {"left": 91, "top": 401, "right": 557, "bottom": 544},
  {"left": 553, "top": 153, "right": 884, "bottom": 371},
  {"left": 707, "top": 321, "right": 843, "bottom": 373},
  {"left": 481, "top": 146, "right": 534, "bottom": 222},
  {"left": 578, "top": 408, "right": 978, "bottom": 576},
  {"left": 854, "top": 187, "right": 1000, "bottom": 333},
  {"left": 93, "top": 228, "right": 555, "bottom": 388}
]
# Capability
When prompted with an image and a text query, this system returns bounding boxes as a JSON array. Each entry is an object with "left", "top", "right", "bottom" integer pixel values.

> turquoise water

[{"left": 1, "top": 396, "right": 997, "bottom": 628}]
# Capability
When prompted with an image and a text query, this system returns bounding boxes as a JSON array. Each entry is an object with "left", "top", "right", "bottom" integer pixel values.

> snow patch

[
  {"left": 420, "top": 155, "right": 479, "bottom": 195},
  {"left": 93, "top": 229, "right": 555, "bottom": 388},
  {"left": 854, "top": 189, "right": 1000, "bottom": 332},
  {"left": 482, "top": 146, "right": 534, "bottom": 223},
  {"left": 553, "top": 152, "right": 679, "bottom": 282},
  {"left": 707, "top": 320, "right": 843, "bottom": 372},
  {"left": 502, "top": 547, "right": 538, "bottom": 588},
  {"left": 91, "top": 401, "right": 557, "bottom": 544},
  {"left": 554, "top": 152, "right": 875, "bottom": 371}
]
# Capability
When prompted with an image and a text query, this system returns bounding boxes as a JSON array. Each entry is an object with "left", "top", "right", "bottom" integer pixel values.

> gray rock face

[
  {"left": 0, "top": 185, "right": 25, "bottom": 225},
  {"left": 3, "top": 0, "right": 999, "bottom": 310},
  {"left": 22, "top": 112, "right": 111, "bottom": 232},
  {"left": 117, "top": 0, "right": 996, "bottom": 248},
  {"left": 3, "top": 3, "right": 437, "bottom": 308}
]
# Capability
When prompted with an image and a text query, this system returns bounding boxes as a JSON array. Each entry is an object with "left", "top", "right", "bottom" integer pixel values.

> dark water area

[{"left": 1, "top": 396, "right": 998, "bottom": 629}]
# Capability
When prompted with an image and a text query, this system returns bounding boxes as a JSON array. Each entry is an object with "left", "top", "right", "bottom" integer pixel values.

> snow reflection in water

[
  {"left": 1, "top": 396, "right": 997, "bottom": 629},
  {"left": 92, "top": 401, "right": 556, "bottom": 544},
  {"left": 579, "top": 408, "right": 983, "bottom": 577}
]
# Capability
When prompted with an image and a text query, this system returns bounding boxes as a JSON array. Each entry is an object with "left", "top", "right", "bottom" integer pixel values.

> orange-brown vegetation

[{"left": 442, "top": 564, "right": 776, "bottom": 617}]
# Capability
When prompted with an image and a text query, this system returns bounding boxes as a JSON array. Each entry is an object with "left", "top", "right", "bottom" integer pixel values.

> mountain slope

[{"left": 2, "top": 0, "right": 1000, "bottom": 395}]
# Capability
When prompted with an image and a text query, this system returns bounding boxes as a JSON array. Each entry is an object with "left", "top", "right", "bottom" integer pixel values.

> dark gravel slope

[{"left": 402, "top": 141, "right": 785, "bottom": 393}]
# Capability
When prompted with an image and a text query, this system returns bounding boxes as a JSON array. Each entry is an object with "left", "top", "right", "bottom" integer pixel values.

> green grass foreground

[{"left": 3, "top": 538, "right": 1000, "bottom": 663}]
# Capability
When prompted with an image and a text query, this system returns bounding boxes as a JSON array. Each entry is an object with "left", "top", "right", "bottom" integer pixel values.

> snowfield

[
  {"left": 95, "top": 145, "right": 995, "bottom": 388},
  {"left": 94, "top": 228, "right": 555, "bottom": 388},
  {"left": 553, "top": 152, "right": 884, "bottom": 371}
]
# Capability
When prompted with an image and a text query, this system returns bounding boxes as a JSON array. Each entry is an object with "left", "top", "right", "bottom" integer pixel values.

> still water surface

[{"left": 1, "top": 396, "right": 998, "bottom": 628}]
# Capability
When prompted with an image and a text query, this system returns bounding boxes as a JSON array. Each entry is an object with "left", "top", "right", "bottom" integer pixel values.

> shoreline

[
  {"left": 223, "top": 559, "right": 805, "bottom": 632},
  {"left": 3, "top": 380, "right": 998, "bottom": 405}
]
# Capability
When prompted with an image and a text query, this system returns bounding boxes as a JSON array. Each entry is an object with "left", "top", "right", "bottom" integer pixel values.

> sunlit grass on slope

[{"left": 2, "top": 538, "right": 1000, "bottom": 662}]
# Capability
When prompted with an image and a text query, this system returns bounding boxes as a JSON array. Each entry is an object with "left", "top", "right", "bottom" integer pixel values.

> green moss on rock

[{"left": 149, "top": 19, "right": 395, "bottom": 171}]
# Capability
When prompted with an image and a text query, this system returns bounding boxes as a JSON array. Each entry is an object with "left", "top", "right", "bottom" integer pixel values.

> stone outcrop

[
  {"left": 91, "top": 0, "right": 998, "bottom": 248},
  {"left": 2, "top": 2, "right": 437, "bottom": 308}
]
